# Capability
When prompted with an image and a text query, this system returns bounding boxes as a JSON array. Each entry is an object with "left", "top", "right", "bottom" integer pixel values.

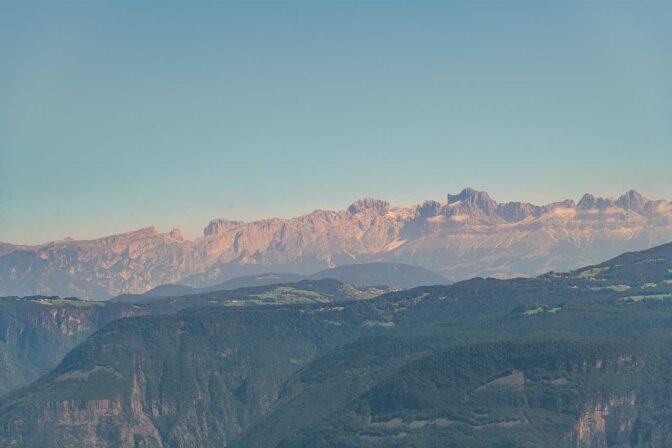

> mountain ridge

[
  {"left": 1, "top": 188, "right": 671, "bottom": 299},
  {"left": 109, "top": 263, "right": 445, "bottom": 303}
]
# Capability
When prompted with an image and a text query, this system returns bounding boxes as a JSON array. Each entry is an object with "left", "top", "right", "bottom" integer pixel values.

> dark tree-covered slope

[
  {"left": 0, "top": 297, "right": 143, "bottom": 395},
  {"left": 1, "top": 241, "right": 672, "bottom": 447}
]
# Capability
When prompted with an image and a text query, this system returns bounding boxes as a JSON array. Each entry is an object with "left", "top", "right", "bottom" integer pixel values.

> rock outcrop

[
  {"left": 0, "top": 297, "right": 142, "bottom": 393},
  {"left": 1, "top": 189, "right": 671, "bottom": 299}
]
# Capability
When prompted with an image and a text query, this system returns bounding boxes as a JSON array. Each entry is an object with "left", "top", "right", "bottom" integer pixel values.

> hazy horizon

[
  {"left": 1, "top": 186, "right": 670, "bottom": 245},
  {"left": 2, "top": 1, "right": 671, "bottom": 244}
]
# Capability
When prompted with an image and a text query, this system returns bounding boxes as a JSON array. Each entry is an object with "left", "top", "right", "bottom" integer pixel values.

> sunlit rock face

[{"left": 1, "top": 189, "right": 671, "bottom": 299}]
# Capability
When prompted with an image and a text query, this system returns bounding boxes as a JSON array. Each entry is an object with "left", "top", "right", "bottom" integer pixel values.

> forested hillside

[{"left": 1, "top": 242, "right": 671, "bottom": 447}]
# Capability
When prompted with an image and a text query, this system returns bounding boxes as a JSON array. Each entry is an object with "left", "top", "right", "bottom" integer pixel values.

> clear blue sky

[{"left": 2, "top": 1, "right": 671, "bottom": 244}]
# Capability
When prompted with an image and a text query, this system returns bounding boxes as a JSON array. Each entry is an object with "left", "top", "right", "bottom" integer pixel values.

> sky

[{"left": 1, "top": 1, "right": 671, "bottom": 245}]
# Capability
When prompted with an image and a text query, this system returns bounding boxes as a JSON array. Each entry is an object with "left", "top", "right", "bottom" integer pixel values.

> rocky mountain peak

[
  {"left": 577, "top": 194, "right": 596, "bottom": 209},
  {"left": 169, "top": 228, "right": 184, "bottom": 241},
  {"left": 203, "top": 219, "right": 244, "bottom": 236},
  {"left": 577, "top": 194, "right": 616, "bottom": 211},
  {"left": 1, "top": 188, "right": 670, "bottom": 300},
  {"left": 497, "top": 202, "right": 542, "bottom": 222},
  {"left": 129, "top": 226, "right": 159, "bottom": 237},
  {"left": 347, "top": 198, "right": 390, "bottom": 215},
  {"left": 418, "top": 200, "right": 442, "bottom": 217},
  {"left": 446, "top": 187, "right": 477, "bottom": 203},
  {"left": 446, "top": 188, "right": 498, "bottom": 215},
  {"left": 617, "top": 190, "right": 647, "bottom": 212}
]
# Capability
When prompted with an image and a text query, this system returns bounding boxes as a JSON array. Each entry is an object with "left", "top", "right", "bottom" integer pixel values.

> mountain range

[
  {"left": 2, "top": 240, "right": 672, "bottom": 447},
  {"left": 1, "top": 188, "right": 671, "bottom": 300}
]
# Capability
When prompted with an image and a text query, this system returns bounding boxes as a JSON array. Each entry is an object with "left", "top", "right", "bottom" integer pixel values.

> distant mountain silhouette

[
  {"left": 1, "top": 188, "right": 671, "bottom": 299},
  {"left": 110, "top": 263, "right": 445, "bottom": 303},
  {"left": 307, "top": 262, "right": 447, "bottom": 288}
]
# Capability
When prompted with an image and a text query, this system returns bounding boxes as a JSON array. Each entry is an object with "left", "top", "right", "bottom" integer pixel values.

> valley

[
  {"left": 0, "top": 242, "right": 671, "bottom": 446},
  {"left": 5, "top": 2, "right": 668, "bottom": 446}
]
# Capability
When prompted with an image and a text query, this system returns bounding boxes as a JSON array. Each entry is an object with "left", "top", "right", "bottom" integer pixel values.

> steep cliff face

[
  {"left": 571, "top": 393, "right": 638, "bottom": 448},
  {"left": 0, "top": 297, "right": 141, "bottom": 394},
  {"left": 2, "top": 243, "right": 672, "bottom": 447},
  {"left": 0, "top": 306, "right": 370, "bottom": 447},
  {"left": 6, "top": 327, "right": 666, "bottom": 448},
  {"left": 3, "top": 241, "right": 672, "bottom": 447},
  {"left": 1, "top": 189, "right": 671, "bottom": 299}
]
